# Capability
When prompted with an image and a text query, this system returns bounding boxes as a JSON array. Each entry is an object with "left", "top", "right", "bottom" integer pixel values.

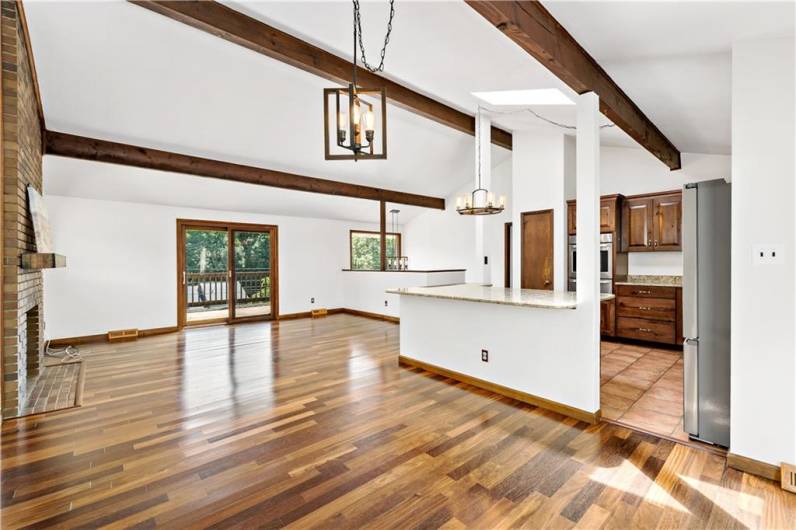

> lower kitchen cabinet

[
  {"left": 614, "top": 284, "right": 682, "bottom": 345},
  {"left": 600, "top": 298, "right": 615, "bottom": 337}
]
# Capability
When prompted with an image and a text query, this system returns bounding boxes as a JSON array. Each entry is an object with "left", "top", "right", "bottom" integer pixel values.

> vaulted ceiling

[{"left": 26, "top": 1, "right": 794, "bottom": 222}]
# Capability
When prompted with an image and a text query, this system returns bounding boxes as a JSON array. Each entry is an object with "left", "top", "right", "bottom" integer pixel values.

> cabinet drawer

[
  {"left": 616, "top": 296, "right": 675, "bottom": 321},
  {"left": 615, "top": 284, "right": 676, "bottom": 299},
  {"left": 616, "top": 317, "right": 675, "bottom": 344}
]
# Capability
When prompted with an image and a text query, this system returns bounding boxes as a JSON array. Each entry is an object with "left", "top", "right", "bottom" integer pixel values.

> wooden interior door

[
  {"left": 521, "top": 210, "right": 554, "bottom": 290},
  {"left": 624, "top": 198, "right": 653, "bottom": 251},
  {"left": 504, "top": 222, "right": 512, "bottom": 288},
  {"left": 653, "top": 193, "right": 682, "bottom": 250}
]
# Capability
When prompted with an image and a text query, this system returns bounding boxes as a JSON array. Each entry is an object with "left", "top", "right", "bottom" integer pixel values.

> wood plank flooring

[{"left": 2, "top": 315, "right": 794, "bottom": 528}]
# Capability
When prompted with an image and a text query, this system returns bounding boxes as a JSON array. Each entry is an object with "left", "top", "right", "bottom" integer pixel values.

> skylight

[{"left": 471, "top": 88, "right": 574, "bottom": 106}]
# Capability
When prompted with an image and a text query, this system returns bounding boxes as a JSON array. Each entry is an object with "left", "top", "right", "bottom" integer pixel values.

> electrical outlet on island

[
  {"left": 311, "top": 297, "right": 315, "bottom": 304},
  {"left": 481, "top": 349, "right": 488, "bottom": 362}
]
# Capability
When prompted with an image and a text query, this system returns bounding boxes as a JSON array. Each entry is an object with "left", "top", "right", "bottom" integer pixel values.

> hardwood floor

[{"left": 2, "top": 315, "right": 793, "bottom": 528}]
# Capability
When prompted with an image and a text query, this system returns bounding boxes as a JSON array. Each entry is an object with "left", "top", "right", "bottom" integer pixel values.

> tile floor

[{"left": 600, "top": 340, "right": 688, "bottom": 442}]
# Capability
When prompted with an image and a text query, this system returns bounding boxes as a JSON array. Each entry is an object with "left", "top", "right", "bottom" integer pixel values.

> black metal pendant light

[
  {"left": 457, "top": 107, "right": 506, "bottom": 215},
  {"left": 324, "top": 0, "right": 394, "bottom": 161}
]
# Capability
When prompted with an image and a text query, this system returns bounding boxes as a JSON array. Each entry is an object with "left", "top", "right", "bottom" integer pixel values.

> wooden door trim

[
  {"left": 504, "top": 222, "right": 512, "bottom": 288},
  {"left": 520, "top": 209, "right": 554, "bottom": 291},
  {"left": 176, "top": 219, "right": 279, "bottom": 329}
]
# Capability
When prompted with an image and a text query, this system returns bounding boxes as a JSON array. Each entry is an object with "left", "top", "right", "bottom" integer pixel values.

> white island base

[{"left": 388, "top": 284, "right": 614, "bottom": 423}]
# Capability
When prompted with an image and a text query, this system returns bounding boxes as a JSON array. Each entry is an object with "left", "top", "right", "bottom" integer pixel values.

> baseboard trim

[
  {"left": 48, "top": 308, "right": 396, "bottom": 347},
  {"left": 341, "top": 308, "right": 399, "bottom": 323},
  {"left": 399, "top": 355, "right": 600, "bottom": 424},
  {"left": 727, "top": 452, "right": 782, "bottom": 482},
  {"left": 49, "top": 325, "right": 179, "bottom": 347}
]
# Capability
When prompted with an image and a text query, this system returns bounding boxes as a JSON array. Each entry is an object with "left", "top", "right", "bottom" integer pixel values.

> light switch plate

[{"left": 753, "top": 245, "right": 784, "bottom": 265}]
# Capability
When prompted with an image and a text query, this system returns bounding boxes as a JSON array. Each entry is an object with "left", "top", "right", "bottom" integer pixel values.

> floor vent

[
  {"left": 782, "top": 463, "right": 796, "bottom": 494},
  {"left": 311, "top": 308, "right": 328, "bottom": 318},
  {"left": 108, "top": 329, "right": 139, "bottom": 343}
]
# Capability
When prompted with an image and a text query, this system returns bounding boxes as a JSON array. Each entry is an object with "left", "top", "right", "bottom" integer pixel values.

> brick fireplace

[{"left": 1, "top": 2, "right": 45, "bottom": 418}]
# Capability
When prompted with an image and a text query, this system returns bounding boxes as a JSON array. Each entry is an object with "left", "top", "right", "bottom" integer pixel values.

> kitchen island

[{"left": 388, "top": 284, "right": 614, "bottom": 423}]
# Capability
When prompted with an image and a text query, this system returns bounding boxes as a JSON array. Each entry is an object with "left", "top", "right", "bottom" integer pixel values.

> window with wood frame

[{"left": 349, "top": 230, "right": 401, "bottom": 270}]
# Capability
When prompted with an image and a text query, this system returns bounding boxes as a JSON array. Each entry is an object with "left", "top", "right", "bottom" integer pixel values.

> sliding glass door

[
  {"left": 232, "top": 230, "right": 272, "bottom": 319},
  {"left": 178, "top": 220, "right": 278, "bottom": 327},
  {"left": 184, "top": 226, "right": 230, "bottom": 325}
]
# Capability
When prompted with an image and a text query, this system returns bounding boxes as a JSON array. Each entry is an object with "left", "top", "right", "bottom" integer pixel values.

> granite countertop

[
  {"left": 387, "top": 283, "right": 615, "bottom": 309},
  {"left": 614, "top": 275, "right": 682, "bottom": 287}
]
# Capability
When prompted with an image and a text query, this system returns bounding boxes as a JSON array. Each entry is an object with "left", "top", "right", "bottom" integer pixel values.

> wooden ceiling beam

[
  {"left": 129, "top": 0, "right": 512, "bottom": 151},
  {"left": 44, "top": 131, "right": 446, "bottom": 210},
  {"left": 466, "top": 1, "right": 681, "bottom": 170}
]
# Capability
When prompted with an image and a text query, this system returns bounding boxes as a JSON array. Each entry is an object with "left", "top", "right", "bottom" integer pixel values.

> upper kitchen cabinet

[
  {"left": 653, "top": 193, "right": 682, "bottom": 250},
  {"left": 567, "top": 194, "right": 622, "bottom": 235},
  {"left": 622, "top": 190, "right": 682, "bottom": 252}
]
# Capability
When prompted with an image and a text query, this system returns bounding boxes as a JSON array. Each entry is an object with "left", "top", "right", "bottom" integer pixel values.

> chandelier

[
  {"left": 323, "top": 0, "right": 394, "bottom": 161},
  {"left": 456, "top": 108, "right": 506, "bottom": 215}
]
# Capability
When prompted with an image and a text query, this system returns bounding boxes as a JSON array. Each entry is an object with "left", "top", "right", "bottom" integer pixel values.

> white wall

[
  {"left": 403, "top": 158, "right": 512, "bottom": 285},
  {"left": 730, "top": 35, "right": 796, "bottom": 467},
  {"left": 512, "top": 132, "right": 568, "bottom": 290},
  {"left": 340, "top": 270, "right": 465, "bottom": 318},
  {"left": 42, "top": 195, "right": 382, "bottom": 338}
]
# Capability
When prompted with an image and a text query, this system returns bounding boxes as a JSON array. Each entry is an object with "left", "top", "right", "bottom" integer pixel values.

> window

[{"left": 349, "top": 230, "right": 401, "bottom": 270}]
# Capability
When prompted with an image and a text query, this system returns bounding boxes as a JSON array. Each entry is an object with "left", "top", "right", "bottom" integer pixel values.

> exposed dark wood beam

[
  {"left": 44, "top": 131, "right": 445, "bottom": 210},
  {"left": 466, "top": 1, "right": 681, "bottom": 170},
  {"left": 129, "top": 0, "right": 512, "bottom": 151}
]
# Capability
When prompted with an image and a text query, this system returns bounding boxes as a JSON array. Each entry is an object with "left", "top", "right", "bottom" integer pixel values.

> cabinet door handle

[
  {"left": 635, "top": 290, "right": 651, "bottom": 295},
  {"left": 638, "top": 328, "right": 653, "bottom": 333},
  {"left": 639, "top": 306, "right": 652, "bottom": 310}
]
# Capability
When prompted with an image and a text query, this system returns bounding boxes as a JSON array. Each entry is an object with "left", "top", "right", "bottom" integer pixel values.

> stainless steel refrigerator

[{"left": 683, "top": 179, "right": 731, "bottom": 447}]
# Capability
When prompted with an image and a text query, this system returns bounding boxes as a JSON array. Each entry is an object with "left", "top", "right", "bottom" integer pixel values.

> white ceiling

[
  {"left": 545, "top": 0, "right": 795, "bottom": 155},
  {"left": 43, "top": 156, "right": 427, "bottom": 224},
  {"left": 26, "top": 0, "right": 794, "bottom": 222}
]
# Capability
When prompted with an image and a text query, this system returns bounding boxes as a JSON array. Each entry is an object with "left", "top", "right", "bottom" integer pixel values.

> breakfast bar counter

[
  {"left": 387, "top": 283, "right": 615, "bottom": 309},
  {"left": 390, "top": 283, "right": 605, "bottom": 423}
]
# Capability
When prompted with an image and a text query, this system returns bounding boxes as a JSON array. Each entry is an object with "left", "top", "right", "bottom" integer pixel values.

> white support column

[
  {"left": 475, "top": 111, "right": 492, "bottom": 285},
  {"left": 576, "top": 91, "right": 601, "bottom": 411}
]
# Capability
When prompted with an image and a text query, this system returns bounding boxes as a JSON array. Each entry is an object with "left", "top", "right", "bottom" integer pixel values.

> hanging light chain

[{"left": 353, "top": 0, "right": 395, "bottom": 73}]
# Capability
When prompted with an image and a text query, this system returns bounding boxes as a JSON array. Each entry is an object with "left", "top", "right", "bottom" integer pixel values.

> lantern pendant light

[
  {"left": 324, "top": 0, "right": 394, "bottom": 161},
  {"left": 456, "top": 107, "right": 506, "bottom": 215}
]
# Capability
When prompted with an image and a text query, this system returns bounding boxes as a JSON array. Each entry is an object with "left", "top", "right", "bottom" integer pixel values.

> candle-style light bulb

[
  {"left": 487, "top": 192, "right": 494, "bottom": 207},
  {"left": 338, "top": 111, "right": 347, "bottom": 131},
  {"left": 352, "top": 103, "right": 361, "bottom": 126},
  {"left": 364, "top": 109, "right": 375, "bottom": 132},
  {"left": 499, "top": 195, "right": 506, "bottom": 208},
  {"left": 456, "top": 196, "right": 462, "bottom": 209}
]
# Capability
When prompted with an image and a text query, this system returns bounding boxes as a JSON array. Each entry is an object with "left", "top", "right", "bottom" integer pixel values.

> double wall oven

[{"left": 568, "top": 233, "right": 613, "bottom": 293}]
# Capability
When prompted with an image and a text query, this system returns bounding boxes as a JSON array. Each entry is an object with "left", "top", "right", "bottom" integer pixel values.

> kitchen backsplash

[{"left": 627, "top": 251, "right": 683, "bottom": 276}]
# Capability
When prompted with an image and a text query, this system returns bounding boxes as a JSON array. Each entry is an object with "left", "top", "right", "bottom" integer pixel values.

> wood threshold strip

[
  {"left": 727, "top": 452, "right": 782, "bottom": 482},
  {"left": 44, "top": 131, "right": 445, "bottom": 210},
  {"left": 399, "top": 354, "right": 600, "bottom": 424},
  {"left": 128, "top": 0, "right": 512, "bottom": 150},
  {"left": 465, "top": 0, "right": 680, "bottom": 170}
]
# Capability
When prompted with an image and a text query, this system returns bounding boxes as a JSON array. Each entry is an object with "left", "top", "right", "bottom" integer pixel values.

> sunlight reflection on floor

[
  {"left": 680, "top": 475, "right": 764, "bottom": 528},
  {"left": 590, "top": 460, "right": 690, "bottom": 513}
]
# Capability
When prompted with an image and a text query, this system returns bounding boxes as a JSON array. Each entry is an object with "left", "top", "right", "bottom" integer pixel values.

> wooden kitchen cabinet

[
  {"left": 653, "top": 193, "right": 682, "bottom": 250},
  {"left": 615, "top": 284, "right": 682, "bottom": 345},
  {"left": 600, "top": 298, "right": 615, "bottom": 337},
  {"left": 623, "top": 197, "right": 654, "bottom": 251},
  {"left": 567, "top": 201, "right": 577, "bottom": 235},
  {"left": 567, "top": 195, "right": 621, "bottom": 235},
  {"left": 622, "top": 190, "right": 682, "bottom": 252}
]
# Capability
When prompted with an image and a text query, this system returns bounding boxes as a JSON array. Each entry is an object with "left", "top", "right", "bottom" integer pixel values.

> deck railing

[{"left": 186, "top": 270, "right": 270, "bottom": 308}]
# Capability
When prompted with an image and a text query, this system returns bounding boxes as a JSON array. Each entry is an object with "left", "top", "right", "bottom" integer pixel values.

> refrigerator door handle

[{"left": 683, "top": 337, "right": 699, "bottom": 436}]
